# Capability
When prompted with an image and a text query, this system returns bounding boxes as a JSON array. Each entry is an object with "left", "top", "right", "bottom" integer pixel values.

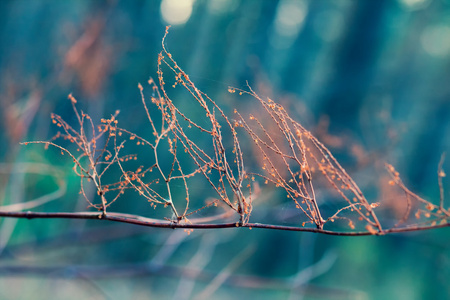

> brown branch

[{"left": 0, "top": 210, "right": 448, "bottom": 236}]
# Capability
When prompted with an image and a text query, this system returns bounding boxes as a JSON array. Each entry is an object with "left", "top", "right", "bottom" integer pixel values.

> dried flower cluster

[{"left": 16, "top": 27, "right": 449, "bottom": 235}]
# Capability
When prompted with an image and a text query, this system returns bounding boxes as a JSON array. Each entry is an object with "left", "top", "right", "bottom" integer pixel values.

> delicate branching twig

[{"left": 8, "top": 26, "right": 449, "bottom": 235}]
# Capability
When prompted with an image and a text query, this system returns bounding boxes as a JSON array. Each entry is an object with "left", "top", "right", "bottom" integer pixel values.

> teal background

[{"left": 0, "top": 0, "right": 449, "bottom": 299}]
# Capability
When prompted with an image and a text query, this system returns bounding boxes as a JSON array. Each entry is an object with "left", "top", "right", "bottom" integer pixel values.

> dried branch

[
  {"left": 8, "top": 26, "right": 449, "bottom": 236},
  {"left": 0, "top": 210, "right": 448, "bottom": 236}
]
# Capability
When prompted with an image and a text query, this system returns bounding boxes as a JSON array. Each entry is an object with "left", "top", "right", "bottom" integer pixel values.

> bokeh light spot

[
  {"left": 270, "top": 0, "right": 308, "bottom": 49},
  {"left": 420, "top": 25, "right": 450, "bottom": 57},
  {"left": 207, "top": 0, "right": 238, "bottom": 15},
  {"left": 313, "top": 10, "right": 344, "bottom": 42},
  {"left": 398, "top": 0, "right": 431, "bottom": 10},
  {"left": 160, "top": 0, "right": 195, "bottom": 26}
]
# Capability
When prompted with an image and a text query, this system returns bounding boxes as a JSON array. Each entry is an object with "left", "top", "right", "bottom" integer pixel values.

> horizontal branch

[{"left": 0, "top": 210, "right": 448, "bottom": 236}]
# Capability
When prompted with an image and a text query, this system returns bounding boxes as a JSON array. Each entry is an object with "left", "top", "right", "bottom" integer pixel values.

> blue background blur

[{"left": 0, "top": 0, "right": 449, "bottom": 299}]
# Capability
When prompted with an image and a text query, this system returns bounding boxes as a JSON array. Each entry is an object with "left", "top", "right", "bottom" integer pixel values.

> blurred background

[{"left": 1, "top": 0, "right": 450, "bottom": 299}]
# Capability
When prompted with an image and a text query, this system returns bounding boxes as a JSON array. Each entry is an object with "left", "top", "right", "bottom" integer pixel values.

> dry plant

[{"left": 1, "top": 27, "right": 449, "bottom": 236}]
